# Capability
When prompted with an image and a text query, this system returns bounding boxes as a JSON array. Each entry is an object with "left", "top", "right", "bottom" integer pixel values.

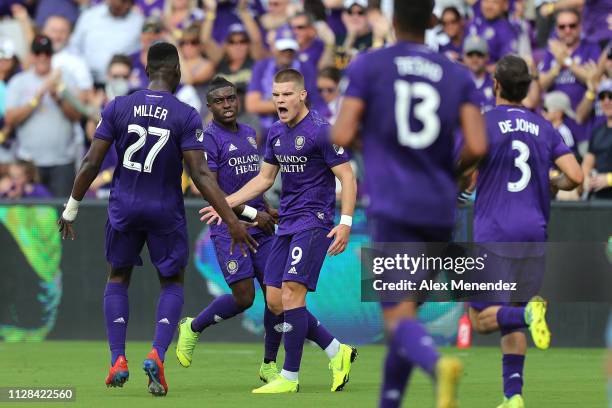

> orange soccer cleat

[
  {"left": 105, "top": 355, "right": 129, "bottom": 388},
  {"left": 143, "top": 348, "right": 168, "bottom": 396}
]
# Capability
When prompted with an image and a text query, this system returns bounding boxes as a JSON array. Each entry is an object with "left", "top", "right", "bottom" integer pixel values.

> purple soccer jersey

[
  {"left": 94, "top": 89, "right": 204, "bottom": 233},
  {"left": 263, "top": 110, "right": 349, "bottom": 236},
  {"left": 467, "top": 16, "right": 518, "bottom": 63},
  {"left": 474, "top": 105, "right": 572, "bottom": 243},
  {"left": 203, "top": 120, "right": 267, "bottom": 236},
  {"left": 539, "top": 41, "right": 602, "bottom": 109},
  {"left": 343, "top": 41, "right": 480, "bottom": 229}
]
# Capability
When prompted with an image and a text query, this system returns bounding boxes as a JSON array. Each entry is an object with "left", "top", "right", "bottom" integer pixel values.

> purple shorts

[
  {"left": 104, "top": 220, "right": 188, "bottom": 277},
  {"left": 212, "top": 233, "right": 274, "bottom": 286},
  {"left": 264, "top": 228, "right": 333, "bottom": 291},
  {"left": 469, "top": 251, "right": 545, "bottom": 311},
  {"left": 369, "top": 217, "right": 453, "bottom": 309}
]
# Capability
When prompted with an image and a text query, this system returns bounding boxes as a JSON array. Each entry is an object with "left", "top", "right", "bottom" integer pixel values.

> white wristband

[
  {"left": 62, "top": 196, "right": 80, "bottom": 222},
  {"left": 340, "top": 215, "right": 352, "bottom": 227},
  {"left": 241, "top": 205, "right": 258, "bottom": 220}
]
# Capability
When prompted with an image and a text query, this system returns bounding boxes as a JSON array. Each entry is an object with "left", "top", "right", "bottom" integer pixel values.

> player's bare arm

[
  {"left": 327, "top": 161, "right": 356, "bottom": 256},
  {"left": 199, "top": 162, "right": 279, "bottom": 225},
  {"left": 457, "top": 103, "right": 488, "bottom": 175},
  {"left": 331, "top": 96, "right": 365, "bottom": 147},
  {"left": 58, "top": 137, "right": 113, "bottom": 240},
  {"left": 207, "top": 170, "right": 276, "bottom": 236},
  {"left": 551, "top": 152, "right": 584, "bottom": 192},
  {"left": 183, "top": 149, "right": 258, "bottom": 256}
]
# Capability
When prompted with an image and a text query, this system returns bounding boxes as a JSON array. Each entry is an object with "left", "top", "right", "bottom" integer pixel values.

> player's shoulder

[{"left": 269, "top": 119, "right": 285, "bottom": 135}]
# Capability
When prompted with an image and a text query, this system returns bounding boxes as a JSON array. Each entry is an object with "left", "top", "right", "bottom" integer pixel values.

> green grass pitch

[{"left": 0, "top": 341, "right": 606, "bottom": 407}]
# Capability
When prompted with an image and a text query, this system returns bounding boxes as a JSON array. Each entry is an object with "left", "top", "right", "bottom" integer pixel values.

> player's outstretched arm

[
  {"left": 457, "top": 103, "right": 488, "bottom": 174},
  {"left": 227, "top": 162, "right": 279, "bottom": 208},
  {"left": 58, "top": 137, "right": 112, "bottom": 240},
  {"left": 184, "top": 149, "right": 259, "bottom": 255},
  {"left": 331, "top": 96, "right": 365, "bottom": 147},
  {"left": 327, "top": 162, "right": 357, "bottom": 256},
  {"left": 198, "top": 162, "right": 279, "bottom": 225},
  {"left": 552, "top": 153, "right": 584, "bottom": 192}
]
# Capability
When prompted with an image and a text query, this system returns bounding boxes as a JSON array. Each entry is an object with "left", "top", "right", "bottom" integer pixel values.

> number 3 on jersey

[
  {"left": 123, "top": 124, "right": 170, "bottom": 173},
  {"left": 508, "top": 140, "right": 531, "bottom": 192},
  {"left": 394, "top": 80, "right": 440, "bottom": 149}
]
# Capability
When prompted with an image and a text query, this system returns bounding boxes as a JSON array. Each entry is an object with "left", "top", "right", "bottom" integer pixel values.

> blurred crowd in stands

[{"left": 0, "top": 0, "right": 610, "bottom": 201}]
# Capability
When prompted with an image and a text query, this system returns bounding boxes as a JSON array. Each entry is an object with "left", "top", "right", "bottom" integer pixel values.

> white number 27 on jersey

[
  {"left": 123, "top": 124, "right": 170, "bottom": 173},
  {"left": 394, "top": 80, "right": 440, "bottom": 149}
]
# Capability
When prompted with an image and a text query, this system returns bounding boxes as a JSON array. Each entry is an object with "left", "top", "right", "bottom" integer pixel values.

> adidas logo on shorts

[
  {"left": 158, "top": 318, "right": 170, "bottom": 324},
  {"left": 288, "top": 266, "right": 298, "bottom": 275},
  {"left": 113, "top": 317, "right": 126, "bottom": 324},
  {"left": 214, "top": 314, "right": 224, "bottom": 323}
]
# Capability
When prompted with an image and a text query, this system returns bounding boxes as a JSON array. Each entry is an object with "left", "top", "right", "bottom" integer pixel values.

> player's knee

[
  {"left": 266, "top": 300, "right": 283, "bottom": 315},
  {"left": 476, "top": 315, "right": 498, "bottom": 334},
  {"left": 233, "top": 291, "right": 255, "bottom": 310},
  {"left": 281, "top": 285, "right": 305, "bottom": 309},
  {"left": 108, "top": 267, "right": 131, "bottom": 284}
]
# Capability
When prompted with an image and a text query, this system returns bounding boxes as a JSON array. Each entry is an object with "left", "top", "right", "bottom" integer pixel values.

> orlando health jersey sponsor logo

[
  {"left": 275, "top": 154, "right": 308, "bottom": 173},
  {"left": 228, "top": 154, "right": 260, "bottom": 175}
]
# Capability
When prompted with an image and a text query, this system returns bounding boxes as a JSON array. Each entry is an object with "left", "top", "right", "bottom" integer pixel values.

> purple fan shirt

[
  {"left": 467, "top": 16, "right": 518, "bottom": 63},
  {"left": 582, "top": 0, "right": 612, "bottom": 45},
  {"left": 472, "top": 73, "right": 496, "bottom": 113},
  {"left": 263, "top": 110, "right": 348, "bottom": 235},
  {"left": 129, "top": 51, "right": 148, "bottom": 91},
  {"left": 94, "top": 89, "right": 204, "bottom": 233},
  {"left": 298, "top": 38, "right": 325, "bottom": 68},
  {"left": 474, "top": 105, "right": 571, "bottom": 242},
  {"left": 343, "top": 41, "right": 480, "bottom": 228},
  {"left": 203, "top": 120, "right": 266, "bottom": 237},
  {"left": 539, "top": 41, "right": 602, "bottom": 109}
]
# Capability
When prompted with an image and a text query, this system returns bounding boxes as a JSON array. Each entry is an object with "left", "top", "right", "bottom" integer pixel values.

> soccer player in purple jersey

[
  {"left": 174, "top": 77, "right": 281, "bottom": 382},
  {"left": 57, "top": 43, "right": 256, "bottom": 397},
  {"left": 467, "top": 55, "right": 583, "bottom": 408},
  {"left": 332, "top": 1, "right": 488, "bottom": 407},
  {"left": 200, "top": 68, "right": 358, "bottom": 394}
]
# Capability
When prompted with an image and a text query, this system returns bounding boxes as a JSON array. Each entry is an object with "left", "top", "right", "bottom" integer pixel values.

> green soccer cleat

[
  {"left": 259, "top": 361, "right": 280, "bottom": 383},
  {"left": 252, "top": 375, "right": 299, "bottom": 394},
  {"left": 435, "top": 356, "right": 463, "bottom": 408},
  {"left": 497, "top": 394, "right": 525, "bottom": 408},
  {"left": 176, "top": 317, "right": 200, "bottom": 368},
  {"left": 525, "top": 296, "right": 551, "bottom": 350},
  {"left": 329, "top": 344, "right": 358, "bottom": 392}
]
